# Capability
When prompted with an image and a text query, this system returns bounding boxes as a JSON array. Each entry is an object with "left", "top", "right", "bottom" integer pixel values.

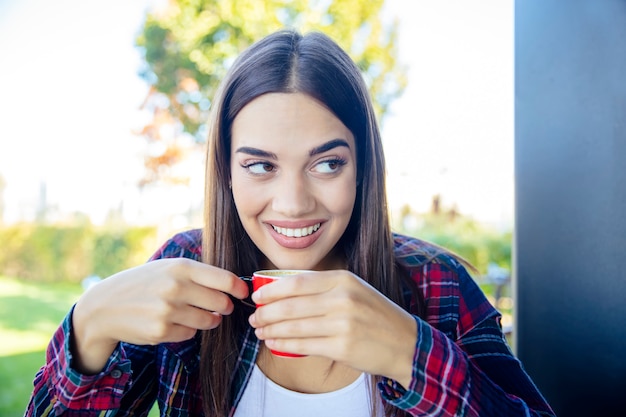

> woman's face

[{"left": 230, "top": 92, "right": 357, "bottom": 270}]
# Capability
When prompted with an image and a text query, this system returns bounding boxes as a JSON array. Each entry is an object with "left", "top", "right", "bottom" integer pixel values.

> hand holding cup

[
  {"left": 252, "top": 269, "right": 310, "bottom": 357},
  {"left": 249, "top": 269, "right": 417, "bottom": 387}
]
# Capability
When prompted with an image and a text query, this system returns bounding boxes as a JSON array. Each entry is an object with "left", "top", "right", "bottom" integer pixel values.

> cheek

[
  {"left": 232, "top": 189, "right": 254, "bottom": 219},
  {"left": 231, "top": 177, "right": 266, "bottom": 220},
  {"left": 321, "top": 180, "right": 357, "bottom": 218}
]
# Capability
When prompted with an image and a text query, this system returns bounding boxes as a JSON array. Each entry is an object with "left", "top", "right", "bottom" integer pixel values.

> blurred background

[{"left": 0, "top": 0, "right": 513, "bottom": 414}]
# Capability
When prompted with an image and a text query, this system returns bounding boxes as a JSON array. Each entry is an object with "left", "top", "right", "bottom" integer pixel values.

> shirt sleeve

[
  {"left": 25, "top": 230, "right": 202, "bottom": 416},
  {"left": 25, "top": 306, "right": 140, "bottom": 416},
  {"left": 379, "top": 260, "right": 555, "bottom": 417}
]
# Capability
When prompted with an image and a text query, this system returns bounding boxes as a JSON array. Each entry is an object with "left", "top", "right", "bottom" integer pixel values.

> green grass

[
  {"left": 0, "top": 276, "right": 82, "bottom": 417},
  {"left": 0, "top": 277, "right": 160, "bottom": 417}
]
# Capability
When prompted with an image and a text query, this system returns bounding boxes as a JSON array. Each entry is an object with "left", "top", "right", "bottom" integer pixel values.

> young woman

[{"left": 26, "top": 30, "right": 554, "bottom": 417}]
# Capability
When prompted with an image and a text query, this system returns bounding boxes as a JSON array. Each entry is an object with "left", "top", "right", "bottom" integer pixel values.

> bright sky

[
  {"left": 383, "top": 0, "right": 514, "bottom": 228},
  {"left": 0, "top": 0, "right": 513, "bottom": 228}
]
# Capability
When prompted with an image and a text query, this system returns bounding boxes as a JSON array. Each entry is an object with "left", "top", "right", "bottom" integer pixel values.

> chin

[
  {"left": 270, "top": 260, "right": 318, "bottom": 271},
  {"left": 265, "top": 253, "right": 322, "bottom": 271}
]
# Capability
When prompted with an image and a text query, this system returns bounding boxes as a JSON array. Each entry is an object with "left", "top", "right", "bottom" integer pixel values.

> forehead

[{"left": 231, "top": 93, "right": 355, "bottom": 151}]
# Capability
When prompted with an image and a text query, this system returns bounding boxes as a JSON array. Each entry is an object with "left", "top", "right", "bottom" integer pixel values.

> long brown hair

[{"left": 201, "top": 29, "right": 420, "bottom": 417}]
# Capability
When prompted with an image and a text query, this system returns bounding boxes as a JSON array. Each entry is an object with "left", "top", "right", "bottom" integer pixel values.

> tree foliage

[
  {"left": 0, "top": 224, "right": 157, "bottom": 283},
  {"left": 393, "top": 203, "right": 513, "bottom": 276},
  {"left": 135, "top": 0, "right": 406, "bottom": 185}
]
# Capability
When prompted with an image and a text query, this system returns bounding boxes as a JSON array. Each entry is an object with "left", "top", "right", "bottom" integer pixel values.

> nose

[{"left": 271, "top": 172, "right": 315, "bottom": 217}]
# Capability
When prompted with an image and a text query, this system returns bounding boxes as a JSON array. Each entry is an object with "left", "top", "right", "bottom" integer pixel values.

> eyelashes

[
  {"left": 240, "top": 157, "right": 348, "bottom": 176},
  {"left": 313, "top": 157, "right": 347, "bottom": 174},
  {"left": 241, "top": 161, "right": 275, "bottom": 175}
]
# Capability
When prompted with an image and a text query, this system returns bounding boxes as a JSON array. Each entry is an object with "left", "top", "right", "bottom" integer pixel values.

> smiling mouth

[{"left": 271, "top": 223, "right": 321, "bottom": 238}]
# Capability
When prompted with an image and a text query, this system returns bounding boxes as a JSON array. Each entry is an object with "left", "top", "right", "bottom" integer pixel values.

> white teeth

[{"left": 272, "top": 223, "right": 320, "bottom": 238}]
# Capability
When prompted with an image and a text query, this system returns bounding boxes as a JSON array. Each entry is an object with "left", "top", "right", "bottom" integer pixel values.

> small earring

[{"left": 228, "top": 181, "right": 232, "bottom": 189}]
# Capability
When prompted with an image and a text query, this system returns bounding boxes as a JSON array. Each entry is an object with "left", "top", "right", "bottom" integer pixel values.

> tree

[{"left": 135, "top": 0, "right": 406, "bottom": 185}]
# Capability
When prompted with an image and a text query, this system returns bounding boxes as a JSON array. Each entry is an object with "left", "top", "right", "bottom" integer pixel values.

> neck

[{"left": 256, "top": 343, "right": 361, "bottom": 394}]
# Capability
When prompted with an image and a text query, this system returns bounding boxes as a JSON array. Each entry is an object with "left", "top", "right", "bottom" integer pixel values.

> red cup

[{"left": 252, "top": 270, "right": 310, "bottom": 358}]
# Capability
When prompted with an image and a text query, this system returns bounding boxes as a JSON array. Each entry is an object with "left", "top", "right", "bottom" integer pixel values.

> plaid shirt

[{"left": 26, "top": 229, "right": 554, "bottom": 416}]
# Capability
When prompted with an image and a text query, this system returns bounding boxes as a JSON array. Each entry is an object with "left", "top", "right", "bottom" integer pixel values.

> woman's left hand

[{"left": 248, "top": 270, "right": 417, "bottom": 388}]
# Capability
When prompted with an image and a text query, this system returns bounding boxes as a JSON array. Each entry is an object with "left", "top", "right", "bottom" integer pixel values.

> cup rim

[{"left": 252, "top": 269, "right": 312, "bottom": 278}]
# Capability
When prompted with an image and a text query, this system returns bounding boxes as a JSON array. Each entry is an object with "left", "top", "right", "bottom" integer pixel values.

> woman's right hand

[{"left": 71, "top": 258, "right": 249, "bottom": 374}]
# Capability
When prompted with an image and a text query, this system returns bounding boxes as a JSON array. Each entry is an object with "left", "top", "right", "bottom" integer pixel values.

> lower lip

[{"left": 267, "top": 224, "right": 323, "bottom": 249}]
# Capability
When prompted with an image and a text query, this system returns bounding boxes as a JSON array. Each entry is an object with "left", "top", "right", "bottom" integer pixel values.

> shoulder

[
  {"left": 392, "top": 232, "right": 484, "bottom": 293},
  {"left": 392, "top": 232, "right": 462, "bottom": 271},
  {"left": 148, "top": 228, "right": 203, "bottom": 262},
  {"left": 392, "top": 233, "right": 496, "bottom": 337},
  {"left": 392, "top": 232, "right": 468, "bottom": 296}
]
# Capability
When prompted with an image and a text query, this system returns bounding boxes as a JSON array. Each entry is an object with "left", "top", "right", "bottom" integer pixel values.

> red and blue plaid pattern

[{"left": 26, "top": 229, "right": 554, "bottom": 416}]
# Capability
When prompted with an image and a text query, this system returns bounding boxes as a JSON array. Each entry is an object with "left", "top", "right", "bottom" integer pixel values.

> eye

[
  {"left": 312, "top": 158, "right": 347, "bottom": 174},
  {"left": 244, "top": 161, "right": 275, "bottom": 175}
]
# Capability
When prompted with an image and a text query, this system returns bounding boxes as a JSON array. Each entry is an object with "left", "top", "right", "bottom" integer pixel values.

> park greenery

[
  {"left": 135, "top": 0, "right": 406, "bottom": 185},
  {"left": 0, "top": 277, "right": 83, "bottom": 416},
  {"left": 393, "top": 203, "right": 512, "bottom": 274},
  {"left": 0, "top": 223, "right": 157, "bottom": 283}
]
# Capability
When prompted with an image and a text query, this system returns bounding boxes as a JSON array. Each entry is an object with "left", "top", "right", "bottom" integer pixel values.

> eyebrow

[
  {"left": 234, "top": 138, "right": 351, "bottom": 159},
  {"left": 234, "top": 147, "right": 278, "bottom": 159},
  {"left": 309, "top": 139, "right": 351, "bottom": 156}
]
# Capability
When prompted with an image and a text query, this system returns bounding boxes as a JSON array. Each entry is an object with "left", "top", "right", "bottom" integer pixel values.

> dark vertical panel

[{"left": 515, "top": 1, "right": 626, "bottom": 416}]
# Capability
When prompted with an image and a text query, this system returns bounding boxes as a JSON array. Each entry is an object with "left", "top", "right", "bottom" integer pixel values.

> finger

[
  {"left": 250, "top": 294, "right": 333, "bottom": 327},
  {"left": 251, "top": 271, "right": 337, "bottom": 304},
  {"left": 139, "top": 311, "right": 220, "bottom": 345},
  {"left": 262, "top": 327, "right": 376, "bottom": 365},
  {"left": 181, "top": 260, "right": 250, "bottom": 300},
  {"left": 254, "top": 315, "right": 340, "bottom": 340},
  {"left": 169, "top": 305, "right": 224, "bottom": 331},
  {"left": 181, "top": 284, "right": 236, "bottom": 315},
  {"left": 263, "top": 336, "right": 338, "bottom": 359},
  {"left": 167, "top": 324, "right": 200, "bottom": 343},
  {"left": 149, "top": 323, "right": 201, "bottom": 344}
]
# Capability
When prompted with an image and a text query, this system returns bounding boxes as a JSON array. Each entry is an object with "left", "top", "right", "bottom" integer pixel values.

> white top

[{"left": 233, "top": 364, "right": 383, "bottom": 417}]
